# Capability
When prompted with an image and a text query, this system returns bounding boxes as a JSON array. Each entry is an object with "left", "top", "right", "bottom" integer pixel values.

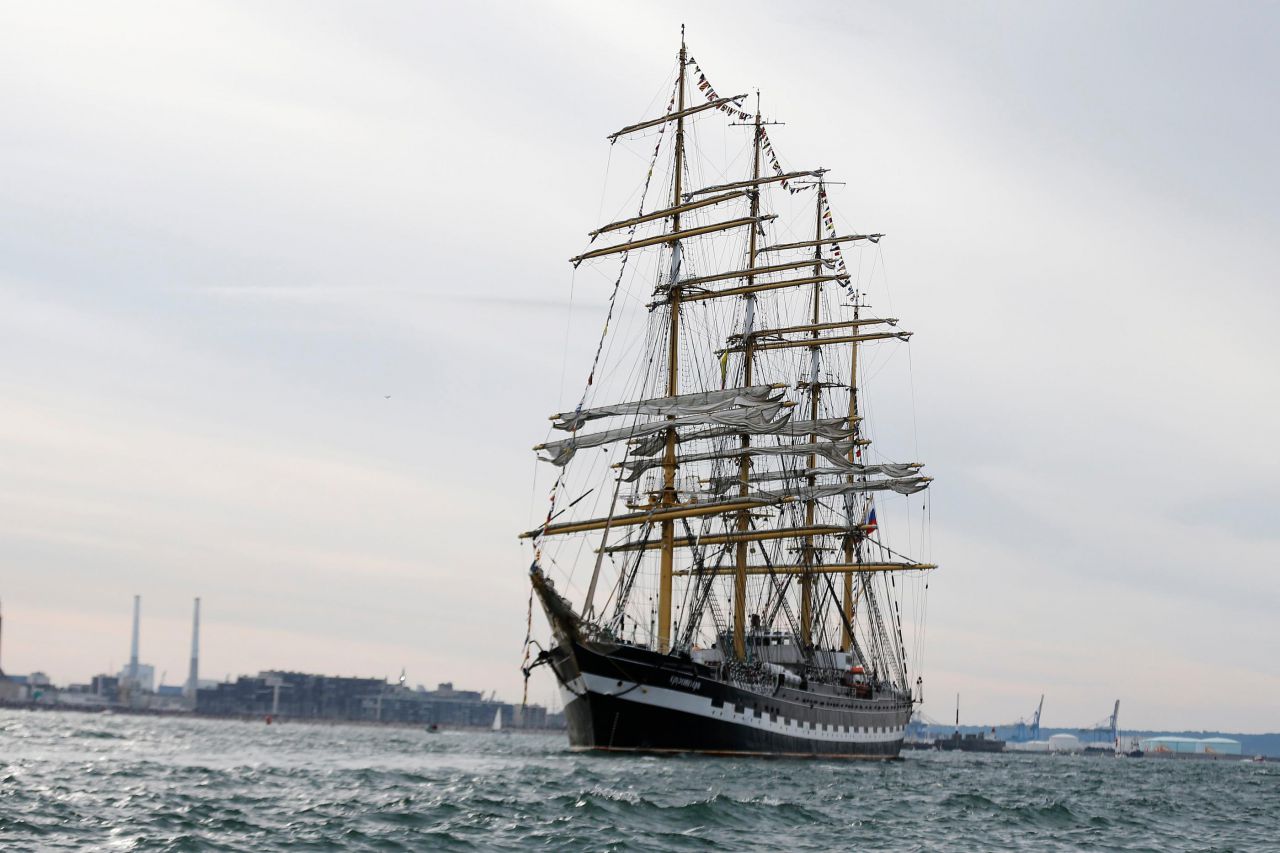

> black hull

[{"left": 532, "top": 570, "right": 911, "bottom": 758}]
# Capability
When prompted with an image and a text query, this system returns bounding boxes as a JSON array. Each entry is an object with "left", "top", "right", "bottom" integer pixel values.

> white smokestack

[
  {"left": 128, "top": 595, "right": 140, "bottom": 685},
  {"left": 185, "top": 597, "right": 200, "bottom": 701}
]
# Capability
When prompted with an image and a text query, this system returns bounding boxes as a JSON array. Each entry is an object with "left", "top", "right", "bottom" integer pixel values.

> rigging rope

[
  {"left": 532, "top": 77, "right": 678, "bottom": 566},
  {"left": 519, "top": 584, "right": 535, "bottom": 711}
]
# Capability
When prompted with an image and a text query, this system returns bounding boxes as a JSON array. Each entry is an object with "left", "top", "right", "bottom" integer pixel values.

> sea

[{"left": 1, "top": 709, "right": 1275, "bottom": 851}]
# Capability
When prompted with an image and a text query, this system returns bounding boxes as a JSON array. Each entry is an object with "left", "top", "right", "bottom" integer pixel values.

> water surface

[{"left": 1, "top": 709, "right": 1274, "bottom": 850}]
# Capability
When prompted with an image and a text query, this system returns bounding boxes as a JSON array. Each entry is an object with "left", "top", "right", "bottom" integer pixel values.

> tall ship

[{"left": 522, "top": 33, "right": 936, "bottom": 758}]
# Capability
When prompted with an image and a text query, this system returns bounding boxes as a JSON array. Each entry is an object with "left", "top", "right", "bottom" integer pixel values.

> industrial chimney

[
  {"left": 185, "top": 597, "right": 200, "bottom": 704},
  {"left": 128, "top": 595, "right": 141, "bottom": 687}
]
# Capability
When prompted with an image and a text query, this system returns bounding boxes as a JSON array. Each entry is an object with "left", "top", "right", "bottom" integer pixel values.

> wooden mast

[
  {"left": 839, "top": 188, "right": 861, "bottom": 653},
  {"left": 732, "top": 98, "right": 763, "bottom": 661},
  {"left": 800, "top": 179, "right": 825, "bottom": 651},
  {"left": 656, "top": 32, "right": 687, "bottom": 654}
]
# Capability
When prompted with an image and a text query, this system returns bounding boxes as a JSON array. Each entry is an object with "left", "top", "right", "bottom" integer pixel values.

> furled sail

[
  {"left": 628, "top": 415, "right": 854, "bottom": 457},
  {"left": 618, "top": 441, "right": 913, "bottom": 481},
  {"left": 754, "top": 479, "right": 931, "bottom": 501},
  {"left": 551, "top": 384, "right": 779, "bottom": 432},
  {"left": 704, "top": 463, "right": 921, "bottom": 492},
  {"left": 537, "top": 404, "right": 791, "bottom": 466},
  {"left": 756, "top": 233, "right": 883, "bottom": 254}
]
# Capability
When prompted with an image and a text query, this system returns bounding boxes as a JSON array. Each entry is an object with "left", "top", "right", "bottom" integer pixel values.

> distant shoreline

[{"left": 0, "top": 700, "right": 566, "bottom": 733}]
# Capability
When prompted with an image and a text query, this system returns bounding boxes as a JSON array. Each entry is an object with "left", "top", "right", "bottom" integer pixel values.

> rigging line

[
  {"left": 519, "top": 585, "right": 535, "bottom": 710},
  {"left": 583, "top": 474, "right": 625, "bottom": 618},
  {"left": 906, "top": 342, "right": 921, "bottom": 469},
  {"left": 861, "top": 534, "right": 927, "bottom": 567},
  {"left": 534, "top": 84, "right": 677, "bottom": 564},
  {"left": 677, "top": 537, "right": 732, "bottom": 651},
  {"left": 875, "top": 242, "right": 893, "bottom": 316},
  {"left": 594, "top": 144, "right": 615, "bottom": 236},
  {"left": 557, "top": 266, "right": 577, "bottom": 413},
  {"left": 527, "top": 453, "right": 541, "bottom": 536},
  {"left": 751, "top": 517, "right": 803, "bottom": 653},
  {"left": 893, "top": 579, "right": 910, "bottom": 685},
  {"left": 608, "top": 524, "right": 653, "bottom": 631},
  {"left": 810, "top": 575, "right": 836, "bottom": 652}
]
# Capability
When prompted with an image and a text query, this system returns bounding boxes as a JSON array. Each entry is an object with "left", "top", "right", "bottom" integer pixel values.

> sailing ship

[{"left": 522, "top": 32, "right": 936, "bottom": 758}]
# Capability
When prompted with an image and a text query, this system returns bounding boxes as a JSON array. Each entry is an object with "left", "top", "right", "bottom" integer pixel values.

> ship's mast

[
  {"left": 841, "top": 189, "right": 861, "bottom": 652},
  {"left": 656, "top": 32, "right": 688, "bottom": 653},
  {"left": 799, "top": 179, "right": 825, "bottom": 650},
  {"left": 732, "top": 99, "right": 763, "bottom": 660}
]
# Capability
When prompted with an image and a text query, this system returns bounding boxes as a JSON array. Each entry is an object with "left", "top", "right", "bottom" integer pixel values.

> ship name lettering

[{"left": 669, "top": 676, "right": 701, "bottom": 691}]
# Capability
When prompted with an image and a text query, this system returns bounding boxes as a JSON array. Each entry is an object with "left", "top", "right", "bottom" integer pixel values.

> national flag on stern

[{"left": 863, "top": 505, "right": 878, "bottom": 535}]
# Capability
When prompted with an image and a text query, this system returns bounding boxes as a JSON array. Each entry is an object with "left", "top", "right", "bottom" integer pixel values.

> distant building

[
  {"left": 92, "top": 674, "right": 120, "bottom": 698},
  {"left": 1047, "top": 733, "right": 1083, "bottom": 753},
  {"left": 196, "top": 671, "right": 385, "bottom": 719},
  {"left": 0, "top": 677, "right": 27, "bottom": 703},
  {"left": 1140, "top": 736, "right": 1241, "bottom": 756},
  {"left": 117, "top": 663, "right": 155, "bottom": 693},
  {"left": 0, "top": 660, "right": 563, "bottom": 730},
  {"left": 193, "top": 671, "right": 562, "bottom": 728},
  {"left": 1197, "top": 737, "right": 1243, "bottom": 755},
  {"left": 0, "top": 673, "right": 53, "bottom": 703},
  {"left": 1140, "top": 736, "right": 1198, "bottom": 754}
]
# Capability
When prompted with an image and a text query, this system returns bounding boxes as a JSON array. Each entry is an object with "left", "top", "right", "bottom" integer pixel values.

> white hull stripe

[{"left": 566, "top": 672, "right": 906, "bottom": 745}]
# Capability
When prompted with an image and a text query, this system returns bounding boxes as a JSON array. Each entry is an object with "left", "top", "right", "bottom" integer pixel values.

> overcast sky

[{"left": 2, "top": 1, "right": 1277, "bottom": 733}]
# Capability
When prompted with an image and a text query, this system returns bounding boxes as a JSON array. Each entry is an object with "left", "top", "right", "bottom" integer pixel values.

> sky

[{"left": 1, "top": 1, "right": 1277, "bottom": 732}]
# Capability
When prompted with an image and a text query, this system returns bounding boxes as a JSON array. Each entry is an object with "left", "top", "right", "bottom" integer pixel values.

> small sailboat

[{"left": 492, "top": 708, "right": 509, "bottom": 735}]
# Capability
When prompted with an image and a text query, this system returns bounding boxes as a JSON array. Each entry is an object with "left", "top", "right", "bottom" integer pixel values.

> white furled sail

[
  {"left": 536, "top": 402, "right": 791, "bottom": 466},
  {"left": 550, "top": 385, "right": 779, "bottom": 431}
]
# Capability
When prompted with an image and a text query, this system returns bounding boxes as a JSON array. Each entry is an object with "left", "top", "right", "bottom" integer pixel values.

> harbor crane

[
  {"left": 1079, "top": 700, "right": 1120, "bottom": 747},
  {"left": 1010, "top": 694, "right": 1044, "bottom": 742}
]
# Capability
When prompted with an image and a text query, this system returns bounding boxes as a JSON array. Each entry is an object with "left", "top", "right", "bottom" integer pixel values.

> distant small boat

[
  {"left": 492, "top": 708, "right": 509, "bottom": 735},
  {"left": 426, "top": 723, "right": 440, "bottom": 734},
  {"left": 934, "top": 696, "right": 1004, "bottom": 752}
]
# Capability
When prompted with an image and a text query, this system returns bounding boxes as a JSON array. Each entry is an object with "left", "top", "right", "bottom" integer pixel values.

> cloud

[{"left": 1, "top": 1, "right": 1276, "bottom": 731}]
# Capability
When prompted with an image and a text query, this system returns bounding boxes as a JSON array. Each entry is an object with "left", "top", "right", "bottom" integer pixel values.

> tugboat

[{"left": 522, "top": 29, "right": 937, "bottom": 758}]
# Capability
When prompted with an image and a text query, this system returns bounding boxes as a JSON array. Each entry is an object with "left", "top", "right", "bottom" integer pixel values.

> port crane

[
  {"left": 1079, "top": 700, "right": 1120, "bottom": 747},
  {"left": 905, "top": 710, "right": 946, "bottom": 742},
  {"left": 1009, "top": 694, "right": 1044, "bottom": 742}
]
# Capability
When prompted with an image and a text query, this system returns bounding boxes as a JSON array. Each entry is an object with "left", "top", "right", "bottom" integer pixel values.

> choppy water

[{"left": 1, "top": 709, "right": 1275, "bottom": 851}]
